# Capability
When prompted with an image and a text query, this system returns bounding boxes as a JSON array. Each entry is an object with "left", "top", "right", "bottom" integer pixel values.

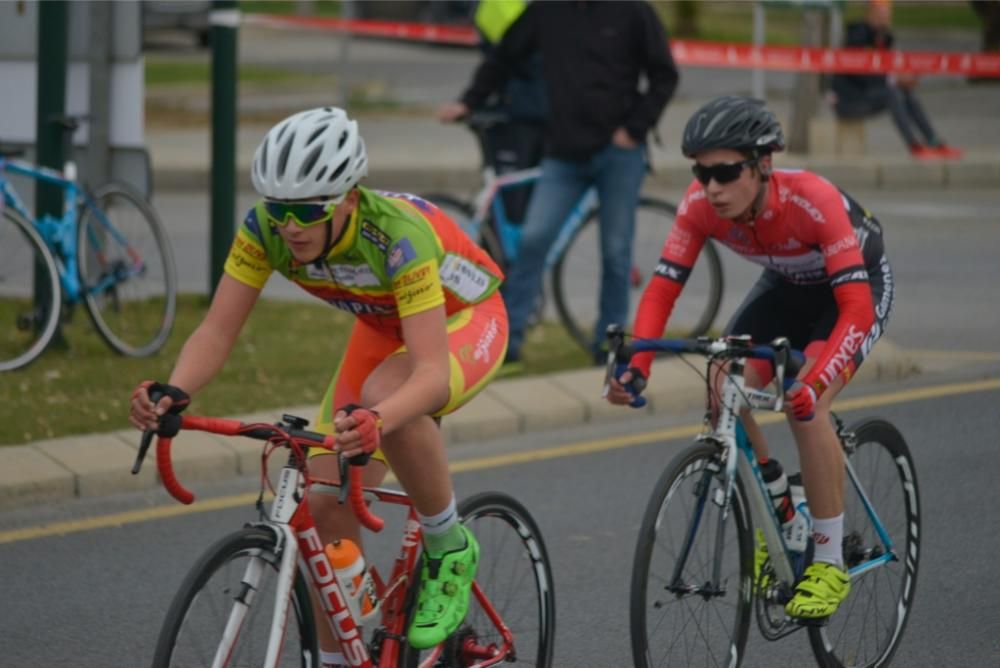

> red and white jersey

[{"left": 633, "top": 169, "right": 890, "bottom": 394}]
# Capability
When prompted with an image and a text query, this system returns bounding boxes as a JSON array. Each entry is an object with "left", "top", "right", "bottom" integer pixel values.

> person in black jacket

[
  {"left": 439, "top": 0, "right": 679, "bottom": 367},
  {"left": 830, "top": 0, "right": 962, "bottom": 159}
]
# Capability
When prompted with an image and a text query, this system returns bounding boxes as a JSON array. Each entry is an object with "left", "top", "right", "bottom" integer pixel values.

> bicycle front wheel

[
  {"left": 0, "top": 207, "right": 62, "bottom": 372},
  {"left": 808, "top": 418, "right": 920, "bottom": 668},
  {"left": 403, "top": 492, "right": 555, "bottom": 667},
  {"left": 552, "top": 197, "right": 724, "bottom": 353},
  {"left": 77, "top": 181, "right": 177, "bottom": 357},
  {"left": 631, "top": 442, "right": 753, "bottom": 668},
  {"left": 153, "top": 527, "right": 318, "bottom": 668}
]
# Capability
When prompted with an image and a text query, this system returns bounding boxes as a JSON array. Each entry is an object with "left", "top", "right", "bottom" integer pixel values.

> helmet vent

[
  {"left": 275, "top": 121, "right": 291, "bottom": 144},
  {"left": 300, "top": 144, "right": 323, "bottom": 180},
  {"left": 277, "top": 138, "right": 293, "bottom": 178},
  {"left": 314, "top": 165, "right": 329, "bottom": 182},
  {"left": 328, "top": 158, "right": 348, "bottom": 184},
  {"left": 306, "top": 125, "right": 326, "bottom": 146}
]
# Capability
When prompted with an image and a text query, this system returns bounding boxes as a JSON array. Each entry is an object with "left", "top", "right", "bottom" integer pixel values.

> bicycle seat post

[{"left": 49, "top": 114, "right": 82, "bottom": 184}]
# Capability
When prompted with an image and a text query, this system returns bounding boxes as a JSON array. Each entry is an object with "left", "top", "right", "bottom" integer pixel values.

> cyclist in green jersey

[{"left": 130, "top": 107, "right": 509, "bottom": 667}]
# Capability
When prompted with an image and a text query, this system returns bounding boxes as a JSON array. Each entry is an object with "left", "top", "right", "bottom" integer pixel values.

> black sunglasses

[{"left": 691, "top": 159, "right": 757, "bottom": 186}]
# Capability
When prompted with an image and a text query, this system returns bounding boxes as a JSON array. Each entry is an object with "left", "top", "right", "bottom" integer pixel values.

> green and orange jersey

[{"left": 224, "top": 187, "right": 504, "bottom": 330}]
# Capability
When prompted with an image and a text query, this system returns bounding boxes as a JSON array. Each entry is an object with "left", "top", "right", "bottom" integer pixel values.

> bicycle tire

[
  {"left": 808, "top": 418, "right": 920, "bottom": 668},
  {"left": 0, "top": 207, "right": 62, "bottom": 372},
  {"left": 421, "top": 192, "right": 507, "bottom": 271},
  {"left": 153, "top": 527, "right": 318, "bottom": 668},
  {"left": 551, "top": 197, "right": 724, "bottom": 353},
  {"left": 402, "top": 492, "right": 556, "bottom": 667},
  {"left": 77, "top": 181, "right": 177, "bottom": 357},
  {"left": 630, "top": 442, "right": 753, "bottom": 668}
]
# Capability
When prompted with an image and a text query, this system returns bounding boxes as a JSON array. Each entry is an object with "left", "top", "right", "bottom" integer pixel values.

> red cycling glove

[
  {"left": 337, "top": 404, "right": 383, "bottom": 464},
  {"left": 785, "top": 382, "right": 817, "bottom": 421}
]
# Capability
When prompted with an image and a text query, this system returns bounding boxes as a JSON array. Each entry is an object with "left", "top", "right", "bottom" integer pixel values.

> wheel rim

[
  {"left": 407, "top": 495, "right": 554, "bottom": 667},
  {"left": 78, "top": 185, "right": 176, "bottom": 356},
  {"left": 813, "top": 428, "right": 919, "bottom": 668},
  {"left": 553, "top": 199, "right": 723, "bottom": 354},
  {"left": 0, "top": 210, "right": 62, "bottom": 371}
]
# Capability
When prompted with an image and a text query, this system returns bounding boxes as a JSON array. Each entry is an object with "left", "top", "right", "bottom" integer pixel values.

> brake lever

[
  {"left": 771, "top": 337, "right": 790, "bottom": 412},
  {"left": 132, "top": 387, "right": 165, "bottom": 475},
  {"left": 338, "top": 455, "right": 350, "bottom": 505},
  {"left": 131, "top": 429, "right": 155, "bottom": 475}
]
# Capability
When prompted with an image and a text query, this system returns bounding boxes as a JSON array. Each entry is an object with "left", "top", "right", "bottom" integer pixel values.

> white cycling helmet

[{"left": 251, "top": 107, "right": 369, "bottom": 200}]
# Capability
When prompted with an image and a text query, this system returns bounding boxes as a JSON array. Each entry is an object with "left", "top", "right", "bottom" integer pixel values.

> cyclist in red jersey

[
  {"left": 606, "top": 96, "right": 894, "bottom": 620},
  {"left": 129, "top": 108, "right": 508, "bottom": 666}
]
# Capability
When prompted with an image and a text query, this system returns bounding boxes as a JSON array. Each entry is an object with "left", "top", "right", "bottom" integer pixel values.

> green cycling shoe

[
  {"left": 785, "top": 561, "right": 851, "bottom": 619},
  {"left": 407, "top": 525, "right": 480, "bottom": 650},
  {"left": 753, "top": 528, "right": 771, "bottom": 590}
]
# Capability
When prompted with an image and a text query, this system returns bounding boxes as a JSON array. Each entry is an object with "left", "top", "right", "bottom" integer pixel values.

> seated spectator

[{"left": 829, "top": 0, "right": 962, "bottom": 160}]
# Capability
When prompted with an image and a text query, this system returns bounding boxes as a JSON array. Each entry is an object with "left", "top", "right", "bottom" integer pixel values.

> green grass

[
  {"left": 0, "top": 295, "right": 591, "bottom": 446},
  {"left": 145, "top": 59, "right": 334, "bottom": 88}
]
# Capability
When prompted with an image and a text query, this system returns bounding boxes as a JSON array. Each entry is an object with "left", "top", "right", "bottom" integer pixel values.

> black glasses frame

[{"left": 691, "top": 158, "right": 758, "bottom": 186}]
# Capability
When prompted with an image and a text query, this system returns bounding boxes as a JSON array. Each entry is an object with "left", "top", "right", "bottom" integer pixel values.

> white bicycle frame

[
  {"left": 703, "top": 347, "right": 806, "bottom": 588},
  {"left": 213, "top": 464, "right": 313, "bottom": 668}
]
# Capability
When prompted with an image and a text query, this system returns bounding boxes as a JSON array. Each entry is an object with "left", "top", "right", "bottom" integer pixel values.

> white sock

[
  {"left": 320, "top": 650, "right": 346, "bottom": 668},
  {"left": 811, "top": 514, "right": 844, "bottom": 567},
  {"left": 418, "top": 496, "right": 463, "bottom": 556}
]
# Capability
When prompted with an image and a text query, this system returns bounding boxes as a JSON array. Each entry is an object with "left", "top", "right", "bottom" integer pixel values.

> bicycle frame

[
  {"left": 467, "top": 164, "right": 597, "bottom": 268},
  {"left": 614, "top": 334, "right": 902, "bottom": 594},
  {"left": 143, "top": 414, "right": 516, "bottom": 668},
  {"left": 0, "top": 157, "right": 134, "bottom": 306}
]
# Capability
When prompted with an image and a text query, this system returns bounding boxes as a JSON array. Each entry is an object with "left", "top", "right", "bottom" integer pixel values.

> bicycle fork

[{"left": 213, "top": 523, "right": 300, "bottom": 668}]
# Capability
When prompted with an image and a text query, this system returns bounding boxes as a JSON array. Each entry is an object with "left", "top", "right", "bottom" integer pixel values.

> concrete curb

[{"left": 0, "top": 340, "right": 921, "bottom": 512}]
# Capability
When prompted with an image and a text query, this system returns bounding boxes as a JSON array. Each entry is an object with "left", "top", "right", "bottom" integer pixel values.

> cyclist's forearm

[{"left": 166, "top": 323, "right": 238, "bottom": 397}]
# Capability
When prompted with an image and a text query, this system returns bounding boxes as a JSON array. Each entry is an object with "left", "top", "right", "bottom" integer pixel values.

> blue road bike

[
  {"left": 605, "top": 327, "right": 920, "bottom": 668},
  {"left": 0, "top": 124, "right": 177, "bottom": 371},
  {"left": 423, "top": 113, "right": 724, "bottom": 352}
]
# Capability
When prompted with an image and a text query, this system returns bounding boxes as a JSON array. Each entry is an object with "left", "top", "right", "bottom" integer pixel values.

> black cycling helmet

[{"left": 681, "top": 96, "right": 786, "bottom": 158}]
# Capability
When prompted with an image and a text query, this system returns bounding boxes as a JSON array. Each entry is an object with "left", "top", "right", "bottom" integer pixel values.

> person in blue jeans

[{"left": 439, "top": 1, "right": 679, "bottom": 366}]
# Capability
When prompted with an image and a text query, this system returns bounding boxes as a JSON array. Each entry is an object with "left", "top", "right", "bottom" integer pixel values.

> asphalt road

[{"left": 1, "top": 363, "right": 998, "bottom": 666}]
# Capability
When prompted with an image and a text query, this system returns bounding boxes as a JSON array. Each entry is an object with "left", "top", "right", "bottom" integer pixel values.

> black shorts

[{"left": 723, "top": 262, "right": 893, "bottom": 372}]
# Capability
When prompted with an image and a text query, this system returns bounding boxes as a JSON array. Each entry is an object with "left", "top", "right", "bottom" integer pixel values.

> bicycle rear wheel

[
  {"left": 403, "top": 492, "right": 555, "bottom": 667},
  {"left": 631, "top": 442, "right": 752, "bottom": 668},
  {"left": 77, "top": 181, "right": 177, "bottom": 357},
  {"left": 0, "top": 207, "right": 62, "bottom": 372},
  {"left": 153, "top": 527, "right": 318, "bottom": 668},
  {"left": 552, "top": 197, "right": 723, "bottom": 353},
  {"left": 421, "top": 192, "right": 507, "bottom": 271},
  {"left": 808, "top": 418, "right": 920, "bottom": 668}
]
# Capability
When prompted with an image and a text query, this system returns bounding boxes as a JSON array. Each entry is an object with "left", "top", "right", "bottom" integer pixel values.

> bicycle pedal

[{"left": 792, "top": 615, "right": 831, "bottom": 628}]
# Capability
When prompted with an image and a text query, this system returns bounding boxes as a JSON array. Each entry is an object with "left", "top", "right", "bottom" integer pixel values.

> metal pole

[
  {"left": 337, "top": 0, "right": 356, "bottom": 107},
  {"left": 87, "top": 1, "right": 112, "bottom": 188},
  {"left": 788, "top": 8, "right": 824, "bottom": 153},
  {"left": 210, "top": 0, "right": 239, "bottom": 296},
  {"left": 752, "top": 2, "right": 766, "bottom": 100},
  {"left": 35, "top": 0, "right": 69, "bottom": 345}
]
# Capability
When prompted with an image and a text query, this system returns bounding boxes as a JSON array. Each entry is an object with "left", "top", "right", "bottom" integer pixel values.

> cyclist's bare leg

[
  {"left": 787, "top": 362, "right": 847, "bottom": 520},
  {"left": 712, "top": 355, "right": 847, "bottom": 517},
  {"left": 358, "top": 352, "right": 454, "bottom": 515},
  {"left": 709, "top": 359, "right": 773, "bottom": 460}
]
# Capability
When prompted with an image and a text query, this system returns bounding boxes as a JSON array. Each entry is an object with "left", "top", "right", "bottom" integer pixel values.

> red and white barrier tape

[{"left": 244, "top": 14, "right": 1000, "bottom": 78}]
